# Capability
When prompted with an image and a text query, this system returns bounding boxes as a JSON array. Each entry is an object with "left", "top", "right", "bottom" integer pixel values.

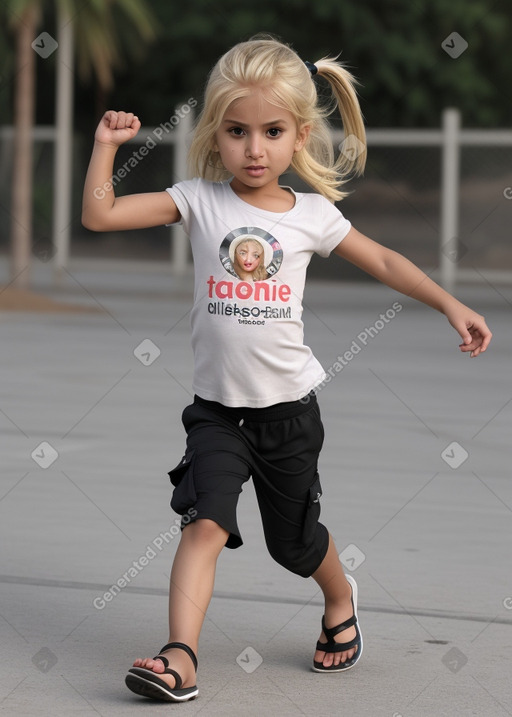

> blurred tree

[
  {"left": 4, "top": 0, "right": 156, "bottom": 287},
  {"left": 98, "top": 0, "right": 510, "bottom": 129}
]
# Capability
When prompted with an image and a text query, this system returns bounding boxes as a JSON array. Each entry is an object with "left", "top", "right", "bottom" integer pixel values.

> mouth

[{"left": 245, "top": 166, "right": 266, "bottom": 176}]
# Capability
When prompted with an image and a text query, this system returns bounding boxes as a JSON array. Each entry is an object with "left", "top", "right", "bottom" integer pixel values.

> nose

[{"left": 246, "top": 135, "right": 263, "bottom": 159}]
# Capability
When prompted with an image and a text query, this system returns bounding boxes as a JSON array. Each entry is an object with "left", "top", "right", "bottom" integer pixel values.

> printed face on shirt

[
  {"left": 233, "top": 240, "right": 268, "bottom": 281},
  {"left": 235, "top": 240, "right": 261, "bottom": 272},
  {"left": 219, "top": 228, "right": 283, "bottom": 281}
]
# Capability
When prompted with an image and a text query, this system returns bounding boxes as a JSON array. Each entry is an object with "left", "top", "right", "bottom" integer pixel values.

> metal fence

[{"left": 1, "top": 108, "right": 511, "bottom": 290}]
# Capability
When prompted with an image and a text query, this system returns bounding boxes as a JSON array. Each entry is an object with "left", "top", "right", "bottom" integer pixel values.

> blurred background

[{"left": 0, "top": 0, "right": 511, "bottom": 290}]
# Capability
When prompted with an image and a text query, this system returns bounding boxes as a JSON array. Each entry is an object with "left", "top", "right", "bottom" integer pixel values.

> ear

[
  {"left": 211, "top": 133, "right": 219, "bottom": 153},
  {"left": 294, "top": 123, "right": 311, "bottom": 153}
]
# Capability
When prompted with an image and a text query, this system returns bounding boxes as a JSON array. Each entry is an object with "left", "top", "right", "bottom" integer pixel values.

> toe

[
  {"left": 323, "top": 652, "right": 334, "bottom": 668},
  {"left": 131, "top": 656, "right": 165, "bottom": 673},
  {"left": 341, "top": 647, "right": 357, "bottom": 663},
  {"left": 318, "top": 652, "right": 334, "bottom": 667},
  {"left": 151, "top": 658, "right": 166, "bottom": 674}
]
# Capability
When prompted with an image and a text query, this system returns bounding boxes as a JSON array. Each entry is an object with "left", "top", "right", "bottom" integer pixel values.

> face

[
  {"left": 234, "top": 241, "right": 263, "bottom": 273},
  {"left": 214, "top": 87, "right": 310, "bottom": 192}
]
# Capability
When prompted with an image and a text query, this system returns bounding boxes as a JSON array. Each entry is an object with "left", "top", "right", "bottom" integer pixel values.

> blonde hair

[{"left": 188, "top": 35, "right": 366, "bottom": 202}]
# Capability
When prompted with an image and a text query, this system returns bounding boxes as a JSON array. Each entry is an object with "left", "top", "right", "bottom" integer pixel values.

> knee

[
  {"left": 266, "top": 524, "right": 329, "bottom": 578},
  {"left": 266, "top": 541, "right": 313, "bottom": 578},
  {"left": 183, "top": 518, "right": 229, "bottom": 549}
]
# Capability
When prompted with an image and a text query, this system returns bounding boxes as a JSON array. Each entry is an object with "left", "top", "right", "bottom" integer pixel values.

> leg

[
  {"left": 128, "top": 399, "right": 251, "bottom": 699},
  {"left": 131, "top": 518, "right": 229, "bottom": 689},
  {"left": 311, "top": 533, "right": 359, "bottom": 668}
]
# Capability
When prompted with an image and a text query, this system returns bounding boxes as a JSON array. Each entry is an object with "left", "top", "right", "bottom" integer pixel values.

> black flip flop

[
  {"left": 125, "top": 641, "right": 198, "bottom": 702},
  {"left": 312, "top": 575, "right": 363, "bottom": 672}
]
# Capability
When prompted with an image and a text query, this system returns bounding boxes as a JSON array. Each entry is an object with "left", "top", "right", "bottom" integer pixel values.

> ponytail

[{"left": 290, "top": 57, "right": 366, "bottom": 202}]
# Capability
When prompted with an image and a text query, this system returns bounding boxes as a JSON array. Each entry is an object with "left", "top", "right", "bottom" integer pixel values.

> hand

[
  {"left": 445, "top": 305, "right": 492, "bottom": 357},
  {"left": 94, "top": 110, "right": 141, "bottom": 147}
]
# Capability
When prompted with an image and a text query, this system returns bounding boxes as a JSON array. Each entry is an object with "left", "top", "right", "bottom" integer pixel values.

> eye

[
  {"left": 267, "top": 127, "right": 282, "bottom": 138},
  {"left": 229, "top": 127, "right": 245, "bottom": 136}
]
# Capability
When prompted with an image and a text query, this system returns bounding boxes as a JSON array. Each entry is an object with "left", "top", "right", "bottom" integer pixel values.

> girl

[{"left": 82, "top": 36, "right": 492, "bottom": 703}]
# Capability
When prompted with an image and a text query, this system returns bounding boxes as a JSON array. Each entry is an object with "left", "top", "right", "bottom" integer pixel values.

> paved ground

[{"left": 1, "top": 258, "right": 511, "bottom": 717}]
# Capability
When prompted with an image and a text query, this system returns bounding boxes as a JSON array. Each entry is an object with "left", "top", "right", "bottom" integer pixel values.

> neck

[{"left": 229, "top": 178, "right": 295, "bottom": 212}]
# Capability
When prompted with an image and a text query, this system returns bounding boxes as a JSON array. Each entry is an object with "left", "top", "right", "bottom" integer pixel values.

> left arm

[{"left": 334, "top": 227, "right": 492, "bottom": 357}]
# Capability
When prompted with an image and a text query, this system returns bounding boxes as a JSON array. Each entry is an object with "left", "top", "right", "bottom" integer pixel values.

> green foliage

[
  {"left": 0, "top": 0, "right": 510, "bottom": 128},
  {"left": 0, "top": 0, "right": 157, "bottom": 125},
  {"left": 107, "top": 0, "right": 511, "bottom": 128}
]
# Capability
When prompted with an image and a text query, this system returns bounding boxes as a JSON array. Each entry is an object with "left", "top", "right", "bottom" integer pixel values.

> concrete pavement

[{"left": 1, "top": 258, "right": 511, "bottom": 716}]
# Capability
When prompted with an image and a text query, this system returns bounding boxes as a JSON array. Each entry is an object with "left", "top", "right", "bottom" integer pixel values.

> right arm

[{"left": 82, "top": 110, "right": 180, "bottom": 232}]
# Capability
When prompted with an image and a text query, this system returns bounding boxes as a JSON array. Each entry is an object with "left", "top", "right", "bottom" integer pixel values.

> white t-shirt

[{"left": 166, "top": 178, "right": 351, "bottom": 408}]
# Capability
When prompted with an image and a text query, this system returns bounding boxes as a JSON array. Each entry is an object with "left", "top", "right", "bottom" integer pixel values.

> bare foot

[
  {"left": 314, "top": 589, "right": 359, "bottom": 669},
  {"left": 132, "top": 645, "right": 196, "bottom": 689}
]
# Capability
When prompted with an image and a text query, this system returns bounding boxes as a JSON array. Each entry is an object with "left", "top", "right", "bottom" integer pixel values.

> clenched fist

[{"left": 94, "top": 110, "right": 141, "bottom": 147}]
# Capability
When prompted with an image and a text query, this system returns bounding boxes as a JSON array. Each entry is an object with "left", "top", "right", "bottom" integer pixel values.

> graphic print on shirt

[
  {"left": 219, "top": 227, "right": 282, "bottom": 280},
  {"left": 207, "top": 226, "right": 292, "bottom": 324}
]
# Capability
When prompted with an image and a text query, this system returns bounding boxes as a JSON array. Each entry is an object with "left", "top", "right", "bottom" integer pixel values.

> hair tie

[{"left": 304, "top": 60, "right": 318, "bottom": 76}]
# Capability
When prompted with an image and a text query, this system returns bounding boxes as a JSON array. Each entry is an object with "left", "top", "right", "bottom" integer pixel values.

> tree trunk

[
  {"left": 53, "top": 8, "right": 74, "bottom": 278},
  {"left": 10, "top": 6, "right": 38, "bottom": 288}
]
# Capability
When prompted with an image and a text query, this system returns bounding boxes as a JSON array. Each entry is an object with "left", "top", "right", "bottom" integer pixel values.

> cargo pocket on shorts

[
  {"left": 302, "top": 472, "right": 322, "bottom": 546},
  {"left": 168, "top": 450, "right": 196, "bottom": 514}
]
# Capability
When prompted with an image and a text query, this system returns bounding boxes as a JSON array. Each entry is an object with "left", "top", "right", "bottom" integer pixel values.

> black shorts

[{"left": 168, "top": 393, "right": 329, "bottom": 578}]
